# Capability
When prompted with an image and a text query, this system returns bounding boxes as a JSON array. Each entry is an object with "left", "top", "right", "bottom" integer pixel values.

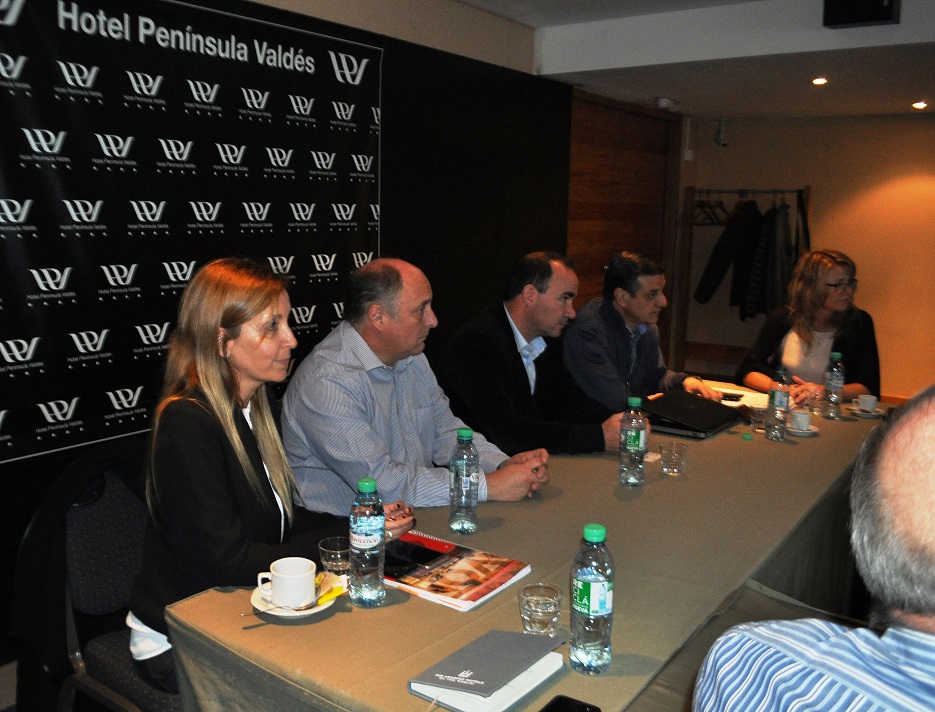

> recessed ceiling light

[
  {"left": 812, "top": 77, "right": 828, "bottom": 86},
  {"left": 912, "top": 101, "right": 928, "bottom": 110}
]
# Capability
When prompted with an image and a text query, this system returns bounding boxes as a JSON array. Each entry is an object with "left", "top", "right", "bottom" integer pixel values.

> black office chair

[{"left": 12, "top": 438, "right": 181, "bottom": 712}]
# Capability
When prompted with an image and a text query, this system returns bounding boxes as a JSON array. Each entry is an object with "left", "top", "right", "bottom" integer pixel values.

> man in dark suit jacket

[{"left": 443, "top": 252, "right": 622, "bottom": 455}]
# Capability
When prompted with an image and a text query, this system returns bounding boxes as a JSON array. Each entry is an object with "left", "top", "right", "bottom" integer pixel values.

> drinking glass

[
  {"left": 318, "top": 536, "right": 350, "bottom": 575},
  {"left": 518, "top": 583, "right": 562, "bottom": 636}
]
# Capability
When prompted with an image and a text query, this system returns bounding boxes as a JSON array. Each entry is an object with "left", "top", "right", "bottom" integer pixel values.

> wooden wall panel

[{"left": 567, "top": 92, "right": 681, "bottom": 310}]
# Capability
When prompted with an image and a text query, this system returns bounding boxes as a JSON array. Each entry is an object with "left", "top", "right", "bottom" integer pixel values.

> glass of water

[
  {"left": 518, "top": 583, "right": 562, "bottom": 636},
  {"left": 318, "top": 536, "right": 350, "bottom": 575}
]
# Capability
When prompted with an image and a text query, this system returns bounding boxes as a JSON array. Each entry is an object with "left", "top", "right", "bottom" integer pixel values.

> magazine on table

[{"left": 384, "top": 530, "right": 530, "bottom": 611}]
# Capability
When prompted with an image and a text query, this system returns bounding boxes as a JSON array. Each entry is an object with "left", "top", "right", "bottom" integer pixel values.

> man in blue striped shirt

[
  {"left": 694, "top": 384, "right": 935, "bottom": 711},
  {"left": 282, "top": 258, "right": 549, "bottom": 516}
]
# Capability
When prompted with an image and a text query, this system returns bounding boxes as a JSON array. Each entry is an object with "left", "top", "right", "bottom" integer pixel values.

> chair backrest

[{"left": 65, "top": 469, "right": 149, "bottom": 616}]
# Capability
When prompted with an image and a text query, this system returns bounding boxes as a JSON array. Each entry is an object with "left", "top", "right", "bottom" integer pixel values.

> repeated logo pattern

[{"left": 0, "top": 0, "right": 382, "bottom": 463}]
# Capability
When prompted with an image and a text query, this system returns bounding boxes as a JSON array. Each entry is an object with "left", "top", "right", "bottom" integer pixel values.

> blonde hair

[
  {"left": 152, "top": 257, "right": 297, "bottom": 521},
  {"left": 787, "top": 249, "right": 857, "bottom": 348}
]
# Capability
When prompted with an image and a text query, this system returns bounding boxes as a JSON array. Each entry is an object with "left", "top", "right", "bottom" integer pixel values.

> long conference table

[{"left": 166, "top": 406, "right": 880, "bottom": 712}]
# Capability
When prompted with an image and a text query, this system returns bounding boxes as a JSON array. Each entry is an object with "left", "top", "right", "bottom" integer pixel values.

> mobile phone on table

[{"left": 538, "top": 695, "right": 601, "bottom": 712}]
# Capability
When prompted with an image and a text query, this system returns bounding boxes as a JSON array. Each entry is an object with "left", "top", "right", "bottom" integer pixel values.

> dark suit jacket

[
  {"left": 131, "top": 390, "right": 346, "bottom": 634},
  {"left": 442, "top": 303, "right": 613, "bottom": 455}
]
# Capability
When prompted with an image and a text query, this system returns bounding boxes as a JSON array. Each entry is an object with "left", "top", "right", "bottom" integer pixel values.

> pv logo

[
  {"left": 0, "top": 199, "right": 33, "bottom": 224},
  {"left": 371, "top": 107, "right": 381, "bottom": 126},
  {"left": 107, "top": 387, "right": 144, "bottom": 411},
  {"left": 332, "top": 204, "right": 356, "bottom": 221},
  {"left": 309, "top": 151, "right": 336, "bottom": 170},
  {"left": 310, "top": 254, "right": 337, "bottom": 272},
  {"left": 289, "top": 203, "right": 315, "bottom": 221},
  {"left": 100, "top": 264, "right": 138, "bottom": 287},
  {"left": 332, "top": 302, "right": 345, "bottom": 319},
  {"left": 266, "top": 147, "right": 293, "bottom": 168},
  {"left": 0, "top": 0, "right": 26, "bottom": 26},
  {"left": 352, "top": 252, "right": 374, "bottom": 269},
  {"left": 37, "top": 398, "right": 80, "bottom": 424},
  {"left": 95, "top": 133, "right": 135, "bottom": 159},
  {"left": 22, "top": 128, "right": 67, "bottom": 154},
  {"left": 215, "top": 143, "right": 246, "bottom": 165},
  {"left": 287, "top": 95, "right": 314, "bottom": 116},
  {"left": 29, "top": 267, "right": 72, "bottom": 291},
  {"left": 351, "top": 154, "right": 375, "bottom": 173},
  {"left": 70, "top": 329, "right": 109, "bottom": 354},
  {"left": 267, "top": 256, "right": 294, "bottom": 274},
  {"left": 291, "top": 305, "right": 317, "bottom": 324},
  {"left": 241, "top": 87, "right": 270, "bottom": 110},
  {"left": 331, "top": 102, "right": 355, "bottom": 122},
  {"left": 57, "top": 61, "right": 99, "bottom": 89},
  {"left": 126, "top": 71, "right": 164, "bottom": 97},
  {"left": 370, "top": 204, "right": 380, "bottom": 221},
  {"left": 0, "top": 53, "right": 26, "bottom": 80},
  {"left": 242, "top": 202, "right": 271, "bottom": 222},
  {"left": 189, "top": 202, "right": 221, "bottom": 222},
  {"left": 162, "top": 261, "right": 197, "bottom": 283},
  {"left": 0, "top": 337, "right": 40, "bottom": 363},
  {"left": 328, "top": 51, "right": 368, "bottom": 86},
  {"left": 158, "top": 139, "right": 194, "bottom": 162},
  {"left": 135, "top": 322, "right": 171, "bottom": 345},
  {"left": 186, "top": 79, "right": 219, "bottom": 104},
  {"left": 62, "top": 200, "right": 104, "bottom": 223},
  {"left": 129, "top": 200, "right": 167, "bottom": 223}
]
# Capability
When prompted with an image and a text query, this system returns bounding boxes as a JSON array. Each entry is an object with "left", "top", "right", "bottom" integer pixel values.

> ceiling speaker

[{"left": 823, "top": 0, "right": 900, "bottom": 28}]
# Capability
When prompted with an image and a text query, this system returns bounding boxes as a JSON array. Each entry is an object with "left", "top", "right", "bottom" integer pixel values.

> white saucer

[
  {"left": 787, "top": 424, "right": 819, "bottom": 437},
  {"left": 250, "top": 587, "right": 335, "bottom": 618},
  {"left": 849, "top": 407, "right": 883, "bottom": 419}
]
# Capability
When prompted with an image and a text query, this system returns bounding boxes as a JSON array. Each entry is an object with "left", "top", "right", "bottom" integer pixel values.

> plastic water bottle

[
  {"left": 570, "top": 523, "right": 614, "bottom": 675},
  {"left": 348, "top": 477, "right": 385, "bottom": 607},
  {"left": 619, "top": 396, "right": 647, "bottom": 487},
  {"left": 448, "top": 427, "right": 480, "bottom": 535},
  {"left": 824, "top": 351, "right": 845, "bottom": 420},
  {"left": 765, "top": 366, "right": 790, "bottom": 441}
]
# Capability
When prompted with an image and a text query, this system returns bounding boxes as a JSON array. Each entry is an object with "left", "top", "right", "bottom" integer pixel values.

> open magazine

[{"left": 384, "top": 531, "right": 530, "bottom": 611}]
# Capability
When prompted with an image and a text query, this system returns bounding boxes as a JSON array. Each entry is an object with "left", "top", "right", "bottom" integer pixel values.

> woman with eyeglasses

[{"left": 736, "top": 249, "right": 880, "bottom": 405}]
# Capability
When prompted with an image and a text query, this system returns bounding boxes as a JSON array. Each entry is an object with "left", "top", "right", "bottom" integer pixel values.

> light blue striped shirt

[
  {"left": 694, "top": 618, "right": 935, "bottom": 711},
  {"left": 282, "top": 321, "right": 508, "bottom": 515}
]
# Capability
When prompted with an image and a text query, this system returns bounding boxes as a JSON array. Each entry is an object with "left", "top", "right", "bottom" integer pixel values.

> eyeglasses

[{"left": 825, "top": 279, "right": 858, "bottom": 293}]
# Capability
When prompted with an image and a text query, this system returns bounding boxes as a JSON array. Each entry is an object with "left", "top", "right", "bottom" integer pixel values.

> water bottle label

[
  {"left": 571, "top": 578, "right": 613, "bottom": 616},
  {"left": 350, "top": 531, "right": 381, "bottom": 549},
  {"left": 624, "top": 428, "right": 645, "bottom": 452},
  {"left": 770, "top": 390, "right": 789, "bottom": 409}
]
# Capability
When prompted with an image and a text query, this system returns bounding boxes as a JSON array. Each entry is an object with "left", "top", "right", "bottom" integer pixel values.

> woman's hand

[
  {"left": 790, "top": 376, "right": 819, "bottom": 406},
  {"left": 384, "top": 501, "right": 415, "bottom": 540}
]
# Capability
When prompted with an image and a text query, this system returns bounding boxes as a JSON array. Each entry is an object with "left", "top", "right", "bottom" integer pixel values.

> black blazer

[
  {"left": 442, "top": 303, "right": 612, "bottom": 455},
  {"left": 131, "top": 390, "right": 346, "bottom": 634}
]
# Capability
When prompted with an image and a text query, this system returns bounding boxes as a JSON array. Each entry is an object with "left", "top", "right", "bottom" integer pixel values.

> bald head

[{"left": 851, "top": 385, "right": 935, "bottom": 627}]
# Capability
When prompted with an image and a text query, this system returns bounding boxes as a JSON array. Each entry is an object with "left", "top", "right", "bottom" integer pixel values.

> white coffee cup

[
  {"left": 857, "top": 394, "right": 878, "bottom": 413},
  {"left": 790, "top": 409, "right": 811, "bottom": 431},
  {"left": 258, "top": 557, "right": 316, "bottom": 608}
]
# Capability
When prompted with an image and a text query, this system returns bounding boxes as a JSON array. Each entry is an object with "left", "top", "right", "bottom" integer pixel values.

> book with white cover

[{"left": 409, "top": 630, "right": 564, "bottom": 711}]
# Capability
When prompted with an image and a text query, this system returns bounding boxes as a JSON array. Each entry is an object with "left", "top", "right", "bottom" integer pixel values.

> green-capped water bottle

[
  {"left": 448, "top": 428, "right": 479, "bottom": 535},
  {"left": 570, "top": 523, "right": 614, "bottom": 675},
  {"left": 349, "top": 477, "right": 385, "bottom": 607},
  {"left": 619, "top": 397, "right": 647, "bottom": 486}
]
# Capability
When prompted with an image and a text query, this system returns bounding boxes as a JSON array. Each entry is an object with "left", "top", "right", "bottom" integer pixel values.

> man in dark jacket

[{"left": 443, "top": 252, "right": 621, "bottom": 456}]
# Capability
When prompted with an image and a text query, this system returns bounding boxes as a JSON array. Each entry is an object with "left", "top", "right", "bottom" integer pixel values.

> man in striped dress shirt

[
  {"left": 694, "top": 384, "right": 935, "bottom": 711},
  {"left": 282, "top": 258, "right": 549, "bottom": 516}
]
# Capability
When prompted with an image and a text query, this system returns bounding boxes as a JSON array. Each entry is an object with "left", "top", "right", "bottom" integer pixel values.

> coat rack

[{"left": 669, "top": 185, "right": 811, "bottom": 377}]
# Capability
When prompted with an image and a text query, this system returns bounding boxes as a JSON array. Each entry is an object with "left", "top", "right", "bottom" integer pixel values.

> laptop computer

[{"left": 640, "top": 389, "right": 741, "bottom": 439}]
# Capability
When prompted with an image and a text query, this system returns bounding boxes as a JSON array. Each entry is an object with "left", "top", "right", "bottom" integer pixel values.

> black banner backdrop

[{"left": 0, "top": 0, "right": 381, "bottom": 464}]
